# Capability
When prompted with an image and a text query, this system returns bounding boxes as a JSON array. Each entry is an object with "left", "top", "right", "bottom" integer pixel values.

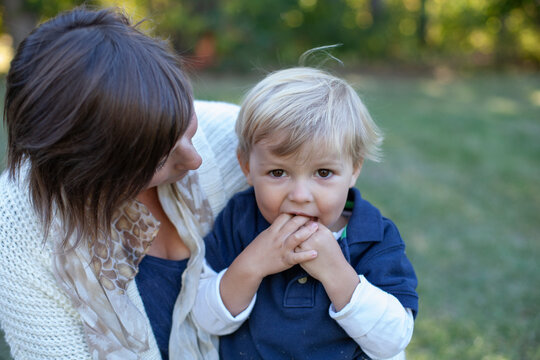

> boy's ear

[
  {"left": 349, "top": 159, "right": 364, "bottom": 188},
  {"left": 237, "top": 150, "right": 253, "bottom": 185}
]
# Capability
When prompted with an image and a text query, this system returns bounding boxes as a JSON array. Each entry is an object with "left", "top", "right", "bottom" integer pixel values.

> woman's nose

[
  {"left": 188, "top": 148, "right": 202, "bottom": 170},
  {"left": 178, "top": 142, "right": 202, "bottom": 171}
]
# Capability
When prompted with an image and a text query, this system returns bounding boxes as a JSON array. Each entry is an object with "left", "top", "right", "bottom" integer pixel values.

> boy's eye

[
  {"left": 316, "top": 169, "right": 333, "bottom": 178},
  {"left": 269, "top": 169, "right": 286, "bottom": 177}
]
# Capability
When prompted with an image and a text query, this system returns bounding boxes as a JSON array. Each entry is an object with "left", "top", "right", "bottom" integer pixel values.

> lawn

[{"left": 1, "top": 70, "right": 539, "bottom": 359}]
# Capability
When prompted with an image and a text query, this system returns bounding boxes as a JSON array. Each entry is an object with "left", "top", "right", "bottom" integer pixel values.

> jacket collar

[{"left": 344, "top": 188, "right": 384, "bottom": 244}]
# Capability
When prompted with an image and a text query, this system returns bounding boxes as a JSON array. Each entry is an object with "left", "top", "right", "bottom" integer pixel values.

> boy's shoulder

[
  {"left": 205, "top": 187, "right": 262, "bottom": 269},
  {"left": 216, "top": 187, "right": 262, "bottom": 230},
  {"left": 347, "top": 188, "right": 418, "bottom": 315},
  {"left": 225, "top": 187, "right": 257, "bottom": 212},
  {"left": 230, "top": 186, "right": 256, "bottom": 200}
]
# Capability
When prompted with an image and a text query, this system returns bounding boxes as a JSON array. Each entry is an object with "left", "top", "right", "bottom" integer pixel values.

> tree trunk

[
  {"left": 370, "top": 0, "right": 383, "bottom": 24},
  {"left": 418, "top": 0, "right": 427, "bottom": 46}
]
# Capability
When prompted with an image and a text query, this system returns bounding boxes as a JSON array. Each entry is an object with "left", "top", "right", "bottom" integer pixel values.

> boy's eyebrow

[
  {"left": 293, "top": 156, "right": 348, "bottom": 168},
  {"left": 310, "top": 160, "right": 346, "bottom": 168},
  {"left": 299, "top": 150, "right": 347, "bottom": 162}
]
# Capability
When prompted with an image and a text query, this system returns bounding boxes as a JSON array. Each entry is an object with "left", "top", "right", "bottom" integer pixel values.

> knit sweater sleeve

[
  {"left": 193, "top": 100, "right": 248, "bottom": 218},
  {"left": 0, "top": 172, "right": 91, "bottom": 359}
]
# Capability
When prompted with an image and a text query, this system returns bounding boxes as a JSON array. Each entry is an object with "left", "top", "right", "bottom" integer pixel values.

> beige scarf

[{"left": 52, "top": 172, "right": 218, "bottom": 359}]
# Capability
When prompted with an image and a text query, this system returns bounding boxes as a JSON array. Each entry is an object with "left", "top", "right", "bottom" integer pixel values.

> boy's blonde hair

[{"left": 236, "top": 67, "right": 383, "bottom": 166}]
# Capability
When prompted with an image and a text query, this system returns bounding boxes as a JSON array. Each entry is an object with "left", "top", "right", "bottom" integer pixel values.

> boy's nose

[{"left": 287, "top": 181, "right": 313, "bottom": 203}]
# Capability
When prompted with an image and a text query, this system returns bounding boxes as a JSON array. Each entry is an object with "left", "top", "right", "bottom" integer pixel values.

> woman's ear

[
  {"left": 349, "top": 158, "right": 364, "bottom": 188},
  {"left": 237, "top": 150, "right": 252, "bottom": 185}
]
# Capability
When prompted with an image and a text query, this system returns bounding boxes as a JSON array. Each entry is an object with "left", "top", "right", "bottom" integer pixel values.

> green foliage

[
  {"left": 145, "top": 0, "right": 540, "bottom": 69},
  {"left": 1, "top": 0, "right": 539, "bottom": 69},
  {"left": 22, "top": 0, "right": 87, "bottom": 21}
]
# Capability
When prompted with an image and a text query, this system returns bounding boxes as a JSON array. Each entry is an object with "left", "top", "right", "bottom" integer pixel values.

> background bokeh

[
  {"left": 1, "top": 1, "right": 539, "bottom": 359},
  {"left": 1, "top": 0, "right": 539, "bottom": 72}
]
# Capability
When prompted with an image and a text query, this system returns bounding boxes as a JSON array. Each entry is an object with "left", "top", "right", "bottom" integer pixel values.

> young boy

[{"left": 192, "top": 67, "right": 418, "bottom": 359}]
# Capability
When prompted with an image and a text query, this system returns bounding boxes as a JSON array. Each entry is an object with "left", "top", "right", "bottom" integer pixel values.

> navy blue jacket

[{"left": 204, "top": 187, "right": 418, "bottom": 360}]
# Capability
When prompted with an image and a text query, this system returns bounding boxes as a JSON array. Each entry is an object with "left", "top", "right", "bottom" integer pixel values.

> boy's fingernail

[{"left": 309, "top": 222, "right": 318, "bottom": 230}]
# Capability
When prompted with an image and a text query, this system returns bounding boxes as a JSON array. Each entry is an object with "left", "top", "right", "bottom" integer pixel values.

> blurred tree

[
  {"left": 425, "top": 0, "right": 539, "bottom": 66},
  {"left": 418, "top": 0, "right": 427, "bottom": 46},
  {"left": 487, "top": 0, "right": 540, "bottom": 64},
  {"left": 1, "top": 0, "right": 86, "bottom": 48},
  {"left": 2, "top": 0, "right": 40, "bottom": 47},
  {"left": 0, "top": 0, "right": 538, "bottom": 70}
]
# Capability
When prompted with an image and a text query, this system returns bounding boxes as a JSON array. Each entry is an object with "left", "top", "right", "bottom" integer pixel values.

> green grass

[
  {"left": 362, "top": 72, "right": 540, "bottom": 359},
  {"left": 347, "top": 72, "right": 540, "bottom": 359},
  {"left": 1, "top": 70, "right": 539, "bottom": 359}
]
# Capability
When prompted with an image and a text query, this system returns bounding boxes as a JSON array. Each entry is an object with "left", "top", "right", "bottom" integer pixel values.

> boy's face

[{"left": 239, "top": 138, "right": 362, "bottom": 232}]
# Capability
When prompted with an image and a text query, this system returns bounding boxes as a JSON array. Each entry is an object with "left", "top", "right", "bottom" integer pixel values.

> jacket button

[{"left": 297, "top": 276, "right": 308, "bottom": 284}]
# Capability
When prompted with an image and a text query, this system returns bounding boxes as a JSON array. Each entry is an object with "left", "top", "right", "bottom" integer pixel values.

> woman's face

[{"left": 145, "top": 114, "right": 202, "bottom": 189}]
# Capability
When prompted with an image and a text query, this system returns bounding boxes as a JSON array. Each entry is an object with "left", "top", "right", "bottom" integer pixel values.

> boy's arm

[
  {"left": 298, "top": 219, "right": 417, "bottom": 358},
  {"left": 192, "top": 261, "right": 256, "bottom": 335},
  {"left": 329, "top": 275, "right": 414, "bottom": 359},
  {"left": 296, "top": 224, "right": 360, "bottom": 311},
  {"left": 299, "top": 237, "right": 414, "bottom": 358},
  {"left": 335, "top": 218, "right": 418, "bottom": 358}
]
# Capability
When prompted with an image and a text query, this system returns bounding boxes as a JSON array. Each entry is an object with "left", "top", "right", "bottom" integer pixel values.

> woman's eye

[
  {"left": 156, "top": 158, "right": 167, "bottom": 171},
  {"left": 317, "top": 169, "right": 333, "bottom": 178},
  {"left": 269, "top": 169, "right": 285, "bottom": 177}
]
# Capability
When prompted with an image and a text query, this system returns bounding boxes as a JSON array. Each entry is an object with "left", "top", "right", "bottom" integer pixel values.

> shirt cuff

[
  {"left": 213, "top": 268, "right": 257, "bottom": 323},
  {"left": 329, "top": 274, "right": 389, "bottom": 338}
]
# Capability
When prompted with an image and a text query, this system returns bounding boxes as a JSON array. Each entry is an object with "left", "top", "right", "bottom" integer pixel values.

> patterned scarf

[{"left": 52, "top": 172, "right": 218, "bottom": 359}]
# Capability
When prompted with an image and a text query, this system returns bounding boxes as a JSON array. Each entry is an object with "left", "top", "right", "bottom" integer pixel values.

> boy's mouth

[{"left": 288, "top": 212, "right": 318, "bottom": 222}]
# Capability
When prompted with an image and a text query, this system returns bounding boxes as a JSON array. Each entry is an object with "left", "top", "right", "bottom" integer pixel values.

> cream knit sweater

[{"left": 0, "top": 100, "right": 247, "bottom": 360}]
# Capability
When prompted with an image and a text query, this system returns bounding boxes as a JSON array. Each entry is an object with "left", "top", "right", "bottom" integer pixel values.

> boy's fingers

[
  {"left": 280, "top": 215, "right": 311, "bottom": 236},
  {"left": 271, "top": 213, "right": 294, "bottom": 229},
  {"left": 286, "top": 249, "right": 317, "bottom": 265},
  {"left": 269, "top": 214, "right": 310, "bottom": 238},
  {"left": 285, "top": 221, "right": 318, "bottom": 249}
]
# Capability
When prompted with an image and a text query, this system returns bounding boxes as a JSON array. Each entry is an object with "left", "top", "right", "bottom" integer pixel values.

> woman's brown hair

[{"left": 4, "top": 7, "right": 193, "bottom": 247}]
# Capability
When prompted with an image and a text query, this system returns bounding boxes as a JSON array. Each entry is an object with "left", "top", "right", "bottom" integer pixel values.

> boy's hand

[
  {"left": 296, "top": 223, "right": 359, "bottom": 311},
  {"left": 220, "top": 214, "right": 318, "bottom": 316},
  {"left": 240, "top": 214, "right": 319, "bottom": 279},
  {"left": 295, "top": 223, "right": 344, "bottom": 281}
]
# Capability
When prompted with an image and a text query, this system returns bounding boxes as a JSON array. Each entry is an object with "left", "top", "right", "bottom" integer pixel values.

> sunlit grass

[{"left": 1, "top": 71, "right": 539, "bottom": 359}]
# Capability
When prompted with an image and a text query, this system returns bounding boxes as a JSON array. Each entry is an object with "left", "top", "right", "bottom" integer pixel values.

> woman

[{"left": 0, "top": 7, "right": 246, "bottom": 360}]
